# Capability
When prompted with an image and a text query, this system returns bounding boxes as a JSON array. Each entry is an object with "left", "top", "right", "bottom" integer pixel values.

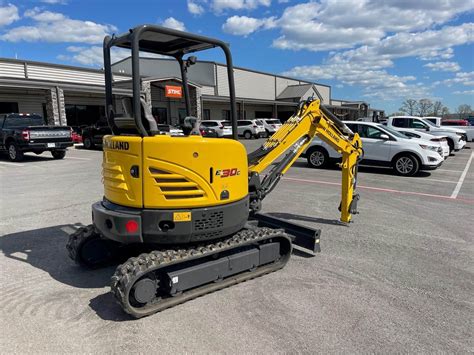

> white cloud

[
  {"left": 453, "top": 89, "right": 474, "bottom": 95},
  {"left": 58, "top": 45, "right": 163, "bottom": 67},
  {"left": 211, "top": 0, "right": 271, "bottom": 13},
  {"left": 222, "top": 15, "right": 276, "bottom": 36},
  {"left": 424, "top": 61, "right": 460, "bottom": 72},
  {"left": 187, "top": 0, "right": 205, "bottom": 15},
  {"left": 0, "top": 4, "right": 20, "bottom": 27},
  {"left": 161, "top": 17, "right": 186, "bottom": 31},
  {"left": 435, "top": 72, "right": 474, "bottom": 87},
  {"left": 1, "top": 8, "right": 116, "bottom": 43},
  {"left": 40, "top": 0, "right": 67, "bottom": 4}
]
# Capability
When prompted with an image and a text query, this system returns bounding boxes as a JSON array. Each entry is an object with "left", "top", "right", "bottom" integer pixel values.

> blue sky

[{"left": 0, "top": 0, "right": 473, "bottom": 113}]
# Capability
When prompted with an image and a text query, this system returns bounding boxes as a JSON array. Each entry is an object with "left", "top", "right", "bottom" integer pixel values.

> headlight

[{"left": 419, "top": 144, "right": 438, "bottom": 151}]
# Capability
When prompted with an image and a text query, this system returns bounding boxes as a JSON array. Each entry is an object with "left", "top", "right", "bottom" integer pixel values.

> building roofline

[
  {"left": 112, "top": 56, "right": 331, "bottom": 88},
  {"left": 0, "top": 57, "right": 133, "bottom": 77}
]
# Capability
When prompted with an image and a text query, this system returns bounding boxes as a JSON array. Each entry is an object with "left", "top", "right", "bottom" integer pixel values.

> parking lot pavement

[{"left": 0, "top": 142, "right": 472, "bottom": 353}]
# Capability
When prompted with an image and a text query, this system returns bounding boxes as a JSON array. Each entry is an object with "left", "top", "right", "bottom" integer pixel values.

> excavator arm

[{"left": 247, "top": 98, "right": 363, "bottom": 223}]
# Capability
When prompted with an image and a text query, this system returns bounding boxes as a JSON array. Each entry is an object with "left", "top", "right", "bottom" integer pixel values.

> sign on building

[{"left": 165, "top": 85, "right": 182, "bottom": 98}]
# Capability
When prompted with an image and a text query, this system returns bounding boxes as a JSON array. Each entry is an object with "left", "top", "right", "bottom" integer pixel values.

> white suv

[
  {"left": 303, "top": 121, "right": 443, "bottom": 176},
  {"left": 386, "top": 116, "right": 466, "bottom": 153},
  {"left": 257, "top": 118, "right": 282, "bottom": 136},
  {"left": 237, "top": 119, "right": 266, "bottom": 139},
  {"left": 200, "top": 120, "right": 232, "bottom": 137}
]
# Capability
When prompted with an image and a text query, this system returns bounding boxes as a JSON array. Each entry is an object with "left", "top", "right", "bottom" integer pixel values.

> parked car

[
  {"left": 81, "top": 119, "right": 111, "bottom": 149},
  {"left": 303, "top": 121, "right": 444, "bottom": 176},
  {"left": 393, "top": 129, "right": 449, "bottom": 159},
  {"left": 257, "top": 118, "right": 282, "bottom": 136},
  {"left": 199, "top": 126, "right": 218, "bottom": 137},
  {"left": 200, "top": 120, "right": 232, "bottom": 137},
  {"left": 386, "top": 116, "right": 467, "bottom": 153},
  {"left": 71, "top": 127, "right": 83, "bottom": 144},
  {"left": 0, "top": 113, "right": 73, "bottom": 162},
  {"left": 423, "top": 116, "right": 474, "bottom": 142},
  {"left": 237, "top": 119, "right": 266, "bottom": 139},
  {"left": 157, "top": 124, "right": 184, "bottom": 136},
  {"left": 442, "top": 119, "right": 469, "bottom": 126}
]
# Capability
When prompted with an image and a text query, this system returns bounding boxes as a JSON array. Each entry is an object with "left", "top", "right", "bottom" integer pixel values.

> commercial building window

[
  {"left": 0, "top": 102, "right": 19, "bottom": 114},
  {"left": 255, "top": 111, "right": 272, "bottom": 118},
  {"left": 152, "top": 107, "right": 167, "bottom": 123},
  {"left": 65, "top": 104, "right": 105, "bottom": 128},
  {"left": 203, "top": 109, "right": 210, "bottom": 120},
  {"left": 222, "top": 110, "right": 230, "bottom": 120}
]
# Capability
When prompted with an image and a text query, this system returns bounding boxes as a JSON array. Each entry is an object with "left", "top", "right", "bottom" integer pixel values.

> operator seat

[{"left": 114, "top": 97, "right": 158, "bottom": 135}]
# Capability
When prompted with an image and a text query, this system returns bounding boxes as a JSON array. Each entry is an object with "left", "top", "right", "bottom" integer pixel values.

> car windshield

[
  {"left": 423, "top": 119, "right": 437, "bottom": 127},
  {"left": 380, "top": 125, "right": 407, "bottom": 139},
  {"left": 266, "top": 119, "right": 280, "bottom": 124},
  {"left": 221, "top": 121, "right": 231, "bottom": 127},
  {"left": 254, "top": 120, "right": 263, "bottom": 126}
]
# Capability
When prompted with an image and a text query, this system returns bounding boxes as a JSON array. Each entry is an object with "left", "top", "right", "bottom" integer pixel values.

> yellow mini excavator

[{"left": 66, "top": 24, "right": 363, "bottom": 318}]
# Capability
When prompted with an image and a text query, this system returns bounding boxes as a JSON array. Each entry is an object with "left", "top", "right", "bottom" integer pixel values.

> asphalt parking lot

[{"left": 0, "top": 140, "right": 473, "bottom": 353}]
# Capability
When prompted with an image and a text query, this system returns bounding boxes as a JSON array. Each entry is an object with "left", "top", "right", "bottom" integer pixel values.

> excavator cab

[{"left": 99, "top": 25, "right": 250, "bottom": 241}]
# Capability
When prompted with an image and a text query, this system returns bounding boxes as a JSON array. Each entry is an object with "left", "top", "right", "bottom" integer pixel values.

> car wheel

[
  {"left": 83, "top": 136, "right": 94, "bottom": 149},
  {"left": 393, "top": 154, "right": 419, "bottom": 176},
  {"left": 51, "top": 150, "right": 66, "bottom": 159},
  {"left": 244, "top": 131, "right": 252, "bottom": 139},
  {"left": 307, "top": 147, "right": 329, "bottom": 168},
  {"left": 446, "top": 138, "right": 454, "bottom": 155},
  {"left": 7, "top": 142, "right": 24, "bottom": 162}
]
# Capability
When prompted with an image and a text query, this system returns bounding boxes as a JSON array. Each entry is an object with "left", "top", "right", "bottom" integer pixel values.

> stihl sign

[{"left": 165, "top": 85, "right": 182, "bottom": 98}]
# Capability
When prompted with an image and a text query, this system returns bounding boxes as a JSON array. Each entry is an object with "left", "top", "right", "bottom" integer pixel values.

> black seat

[{"left": 114, "top": 97, "right": 158, "bottom": 135}]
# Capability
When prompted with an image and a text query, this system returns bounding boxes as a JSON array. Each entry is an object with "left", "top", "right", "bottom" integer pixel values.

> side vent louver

[{"left": 149, "top": 167, "right": 205, "bottom": 200}]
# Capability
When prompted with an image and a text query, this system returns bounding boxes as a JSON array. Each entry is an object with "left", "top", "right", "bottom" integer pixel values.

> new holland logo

[{"left": 104, "top": 140, "right": 130, "bottom": 150}]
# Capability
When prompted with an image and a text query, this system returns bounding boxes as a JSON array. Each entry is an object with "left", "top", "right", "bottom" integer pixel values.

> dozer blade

[{"left": 250, "top": 213, "right": 321, "bottom": 253}]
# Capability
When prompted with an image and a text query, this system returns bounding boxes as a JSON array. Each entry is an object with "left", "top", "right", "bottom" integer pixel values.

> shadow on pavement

[
  {"left": 291, "top": 160, "right": 432, "bottom": 177},
  {"left": 0, "top": 152, "right": 55, "bottom": 163},
  {"left": 0, "top": 224, "right": 115, "bottom": 289},
  {"left": 0, "top": 224, "right": 134, "bottom": 320},
  {"left": 89, "top": 292, "right": 134, "bottom": 322}
]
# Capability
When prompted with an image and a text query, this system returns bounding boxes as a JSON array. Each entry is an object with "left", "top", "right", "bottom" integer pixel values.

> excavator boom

[{"left": 248, "top": 98, "right": 363, "bottom": 223}]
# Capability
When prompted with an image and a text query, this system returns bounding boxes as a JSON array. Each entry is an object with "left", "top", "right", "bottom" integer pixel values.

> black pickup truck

[{"left": 0, "top": 113, "right": 73, "bottom": 162}]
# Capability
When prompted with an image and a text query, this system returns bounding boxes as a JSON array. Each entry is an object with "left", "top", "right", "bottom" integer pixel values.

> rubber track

[
  {"left": 66, "top": 225, "right": 97, "bottom": 266},
  {"left": 111, "top": 227, "right": 292, "bottom": 318}
]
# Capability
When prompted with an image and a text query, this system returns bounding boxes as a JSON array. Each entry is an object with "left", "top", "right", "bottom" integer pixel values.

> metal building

[{"left": 0, "top": 56, "right": 332, "bottom": 128}]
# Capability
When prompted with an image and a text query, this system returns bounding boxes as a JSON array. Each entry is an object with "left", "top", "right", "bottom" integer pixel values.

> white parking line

[
  {"left": 66, "top": 156, "right": 91, "bottom": 161},
  {"left": 436, "top": 169, "right": 464, "bottom": 173},
  {"left": 450, "top": 151, "right": 474, "bottom": 199},
  {"left": 0, "top": 161, "right": 24, "bottom": 167}
]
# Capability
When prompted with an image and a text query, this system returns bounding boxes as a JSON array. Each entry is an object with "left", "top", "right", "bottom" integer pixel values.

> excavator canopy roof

[{"left": 111, "top": 25, "right": 218, "bottom": 57}]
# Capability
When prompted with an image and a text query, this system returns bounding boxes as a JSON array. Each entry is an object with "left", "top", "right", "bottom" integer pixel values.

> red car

[
  {"left": 441, "top": 119, "right": 469, "bottom": 126},
  {"left": 71, "top": 130, "right": 83, "bottom": 143}
]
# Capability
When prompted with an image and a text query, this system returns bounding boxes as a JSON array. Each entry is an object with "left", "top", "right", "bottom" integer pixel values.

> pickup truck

[
  {"left": 386, "top": 116, "right": 467, "bottom": 154},
  {"left": 0, "top": 113, "right": 73, "bottom": 162},
  {"left": 424, "top": 116, "right": 474, "bottom": 142}
]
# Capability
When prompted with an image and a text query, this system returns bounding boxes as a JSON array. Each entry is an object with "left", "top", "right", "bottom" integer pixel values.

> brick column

[
  {"left": 45, "top": 87, "right": 66, "bottom": 126},
  {"left": 190, "top": 86, "right": 202, "bottom": 120},
  {"left": 141, "top": 80, "right": 152, "bottom": 112}
]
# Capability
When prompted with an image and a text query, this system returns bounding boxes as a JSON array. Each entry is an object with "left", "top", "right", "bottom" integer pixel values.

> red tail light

[
  {"left": 253, "top": 125, "right": 257, "bottom": 128},
  {"left": 125, "top": 220, "right": 139, "bottom": 233},
  {"left": 22, "top": 130, "right": 30, "bottom": 141}
]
